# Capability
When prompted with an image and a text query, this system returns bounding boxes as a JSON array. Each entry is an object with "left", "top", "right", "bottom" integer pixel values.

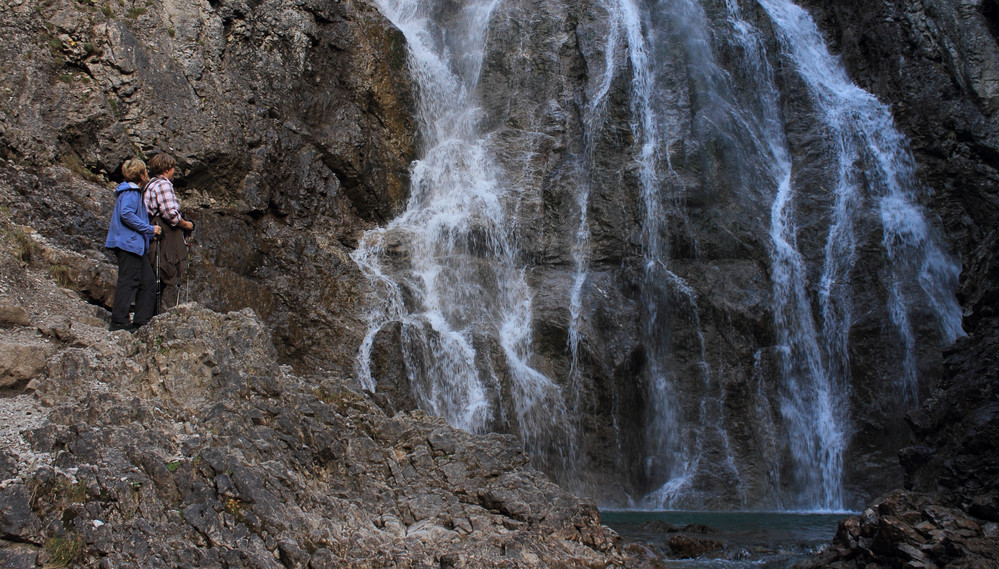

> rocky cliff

[
  {"left": 0, "top": 224, "right": 621, "bottom": 567},
  {"left": 0, "top": 0, "right": 630, "bottom": 566},
  {"left": 0, "top": 0, "right": 415, "bottom": 374},
  {"left": 1, "top": 0, "right": 998, "bottom": 564}
]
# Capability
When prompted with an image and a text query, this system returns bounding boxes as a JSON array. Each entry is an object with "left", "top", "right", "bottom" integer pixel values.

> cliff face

[
  {"left": 358, "top": 0, "right": 989, "bottom": 510},
  {"left": 799, "top": 0, "right": 999, "bottom": 517},
  {"left": 0, "top": 0, "right": 415, "bottom": 372},
  {"left": 798, "top": 0, "right": 999, "bottom": 332},
  {"left": 0, "top": 0, "right": 997, "bottom": 530}
]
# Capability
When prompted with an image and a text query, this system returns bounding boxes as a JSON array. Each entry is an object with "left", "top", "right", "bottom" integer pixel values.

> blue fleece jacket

[{"left": 105, "top": 182, "right": 156, "bottom": 256}]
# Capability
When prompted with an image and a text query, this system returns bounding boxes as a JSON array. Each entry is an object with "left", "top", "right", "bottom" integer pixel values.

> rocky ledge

[
  {"left": 0, "top": 224, "right": 624, "bottom": 568},
  {"left": 796, "top": 491, "right": 999, "bottom": 569}
]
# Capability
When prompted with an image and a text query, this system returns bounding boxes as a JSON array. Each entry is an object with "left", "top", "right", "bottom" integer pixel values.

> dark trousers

[
  {"left": 151, "top": 219, "right": 187, "bottom": 312},
  {"left": 110, "top": 248, "right": 156, "bottom": 328}
]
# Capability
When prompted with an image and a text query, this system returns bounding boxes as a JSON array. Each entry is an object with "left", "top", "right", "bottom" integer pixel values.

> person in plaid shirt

[{"left": 144, "top": 153, "right": 195, "bottom": 311}]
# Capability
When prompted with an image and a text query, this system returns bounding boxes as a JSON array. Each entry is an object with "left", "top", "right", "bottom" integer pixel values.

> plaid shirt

[{"left": 143, "top": 177, "right": 183, "bottom": 226}]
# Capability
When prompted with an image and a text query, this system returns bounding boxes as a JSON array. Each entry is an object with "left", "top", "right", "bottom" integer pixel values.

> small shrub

[
  {"left": 44, "top": 534, "right": 84, "bottom": 567},
  {"left": 83, "top": 42, "right": 103, "bottom": 57},
  {"left": 59, "top": 153, "right": 104, "bottom": 184},
  {"left": 100, "top": 4, "right": 113, "bottom": 17},
  {"left": 48, "top": 263, "right": 73, "bottom": 287},
  {"left": 47, "top": 38, "right": 63, "bottom": 54}
]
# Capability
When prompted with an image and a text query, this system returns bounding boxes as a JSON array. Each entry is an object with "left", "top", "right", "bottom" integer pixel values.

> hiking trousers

[
  {"left": 152, "top": 218, "right": 187, "bottom": 312},
  {"left": 110, "top": 248, "right": 156, "bottom": 328}
]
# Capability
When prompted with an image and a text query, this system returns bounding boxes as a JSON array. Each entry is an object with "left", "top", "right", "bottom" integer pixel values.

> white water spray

[{"left": 354, "top": 0, "right": 574, "bottom": 464}]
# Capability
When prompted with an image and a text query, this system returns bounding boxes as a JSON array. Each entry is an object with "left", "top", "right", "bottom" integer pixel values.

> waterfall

[
  {"left": 353, "top": 0, "right": 575, "bottom": 469},
  {"left": 753, "top": 0, "right": 964, "bottom": 510},
  {"left": 354, "top": 0, "right": 964, "bottom": 510}
]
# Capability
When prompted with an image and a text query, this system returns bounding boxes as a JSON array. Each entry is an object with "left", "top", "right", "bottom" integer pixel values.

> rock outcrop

[
  {"left": 795, "top": 490, "right": 999, "bottom": 569},
  {"left": 0, "top": 0, "right": 416, "bottom": 373},
  {"left": 0, "top": 214, "right": 624, "bottom": 567}
]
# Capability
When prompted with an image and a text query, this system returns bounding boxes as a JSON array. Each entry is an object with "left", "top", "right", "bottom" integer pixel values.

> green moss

[
  {"left": 60, "top": 481, "right": 88, "bottom": 503},
  {"left": 59, "top": 153, "right": 102, "bottom": 183},
  {"left": 3, "top": 223, "right": 41, "bottom": 264},
  {"left": 313, "top": 386, "right": 364, "bottom": 409}
]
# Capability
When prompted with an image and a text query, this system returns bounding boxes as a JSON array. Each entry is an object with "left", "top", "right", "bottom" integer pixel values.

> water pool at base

[{"left": 601, "top": 510, "right": 852, "bottom": 568}]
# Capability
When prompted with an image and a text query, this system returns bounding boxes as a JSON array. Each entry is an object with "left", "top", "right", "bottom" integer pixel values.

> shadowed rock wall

[{"left": 0, "top": 0, "right": 416, "bottom": 372}]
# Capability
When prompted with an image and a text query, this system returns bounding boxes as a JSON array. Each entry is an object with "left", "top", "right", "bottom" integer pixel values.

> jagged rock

[
  {"left": 666, "top": 534, "right": 725, "bottom": 558},
  {"left": 0, "top": 338, "right": 53, "bottom": 388},
  {"left": 0, "top": 485, "right": 41, "bottom": 541},
  {"left": 0, "top": 302, "right": 29, "bottom": 327},
  {"left": 0, "top": 302, "right": 627, "bottom": 567},
  {"left": 796, "top": 490, "right": 999, "bottom": 569}
]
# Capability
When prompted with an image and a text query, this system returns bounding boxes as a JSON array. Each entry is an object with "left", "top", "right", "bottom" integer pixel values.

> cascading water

[
  {"left": 355, "top": 0, "right": 964, "bottom": 511},
  {"left": 754, "top": 0, "right": 964, "bottom": 510},
  {"left": 352, "top": 0, "right": 575, "bottom": 470}
]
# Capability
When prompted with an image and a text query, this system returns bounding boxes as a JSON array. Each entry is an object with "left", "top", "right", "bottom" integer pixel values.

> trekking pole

[
  {"left": 181, "top": 223, "right": 194, "bottom": 305},
  {"left": 182, "top": 242, "right": 191, "bottom": 304},
  {"left": 153, "top": 232, "right": 161, "bottom": 314}
]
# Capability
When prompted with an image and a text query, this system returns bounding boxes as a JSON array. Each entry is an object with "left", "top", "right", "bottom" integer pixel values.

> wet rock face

[
  {"left": 901, "top": 320, "right": 999, "bottom": 514},
  {"left": 0, "top": 0, "right": 415, "bottom": 371},
  {"left": 797, "top": 0, "right": 999, "bottom": 533},
  {"left": 455, "top": 0, "right": 979, "bottom": 508},
  {"left": 795, "top": 0, "right": 999, "bottom": 333}
]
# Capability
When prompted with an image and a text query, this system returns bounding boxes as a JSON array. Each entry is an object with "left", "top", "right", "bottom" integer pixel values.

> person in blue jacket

[{"left": 105, "top": 158, "right": 161, "bottom": 331}]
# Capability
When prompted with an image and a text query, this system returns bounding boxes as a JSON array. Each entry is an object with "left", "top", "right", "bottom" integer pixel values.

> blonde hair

[{"left": 121, "top": 158, "right": 147, "bottom": 183}]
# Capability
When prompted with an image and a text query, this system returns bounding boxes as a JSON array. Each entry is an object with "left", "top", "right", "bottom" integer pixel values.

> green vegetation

[
  {"left": 107, "top": 94, "right": 120, "bottom": 117},
  {"left": 166, "top": 460, "right": 181, "bottom": 472},
  {"left": 59, "top": 153, "right": 102, "bottom": 184},
  {"left": 48, "top": 263, "right": 73, "bottom": 288},
  {"left": 313, "top": 386, "right": 366, "bottom": 412},
  {"left": 100, "top": 4, "right": 113, "bottom": 17},
  {"left": 44, "top": 534, "right": 85, "bottom": 567},
  {"left": 57, "top": 480, "right": 88, "bottom": 504},
  {"left": 83, "top": 42, "right": 103, "bottom": 57},
  {"left": 1, "top": 221, "right": 41, "bottom": 264}
]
